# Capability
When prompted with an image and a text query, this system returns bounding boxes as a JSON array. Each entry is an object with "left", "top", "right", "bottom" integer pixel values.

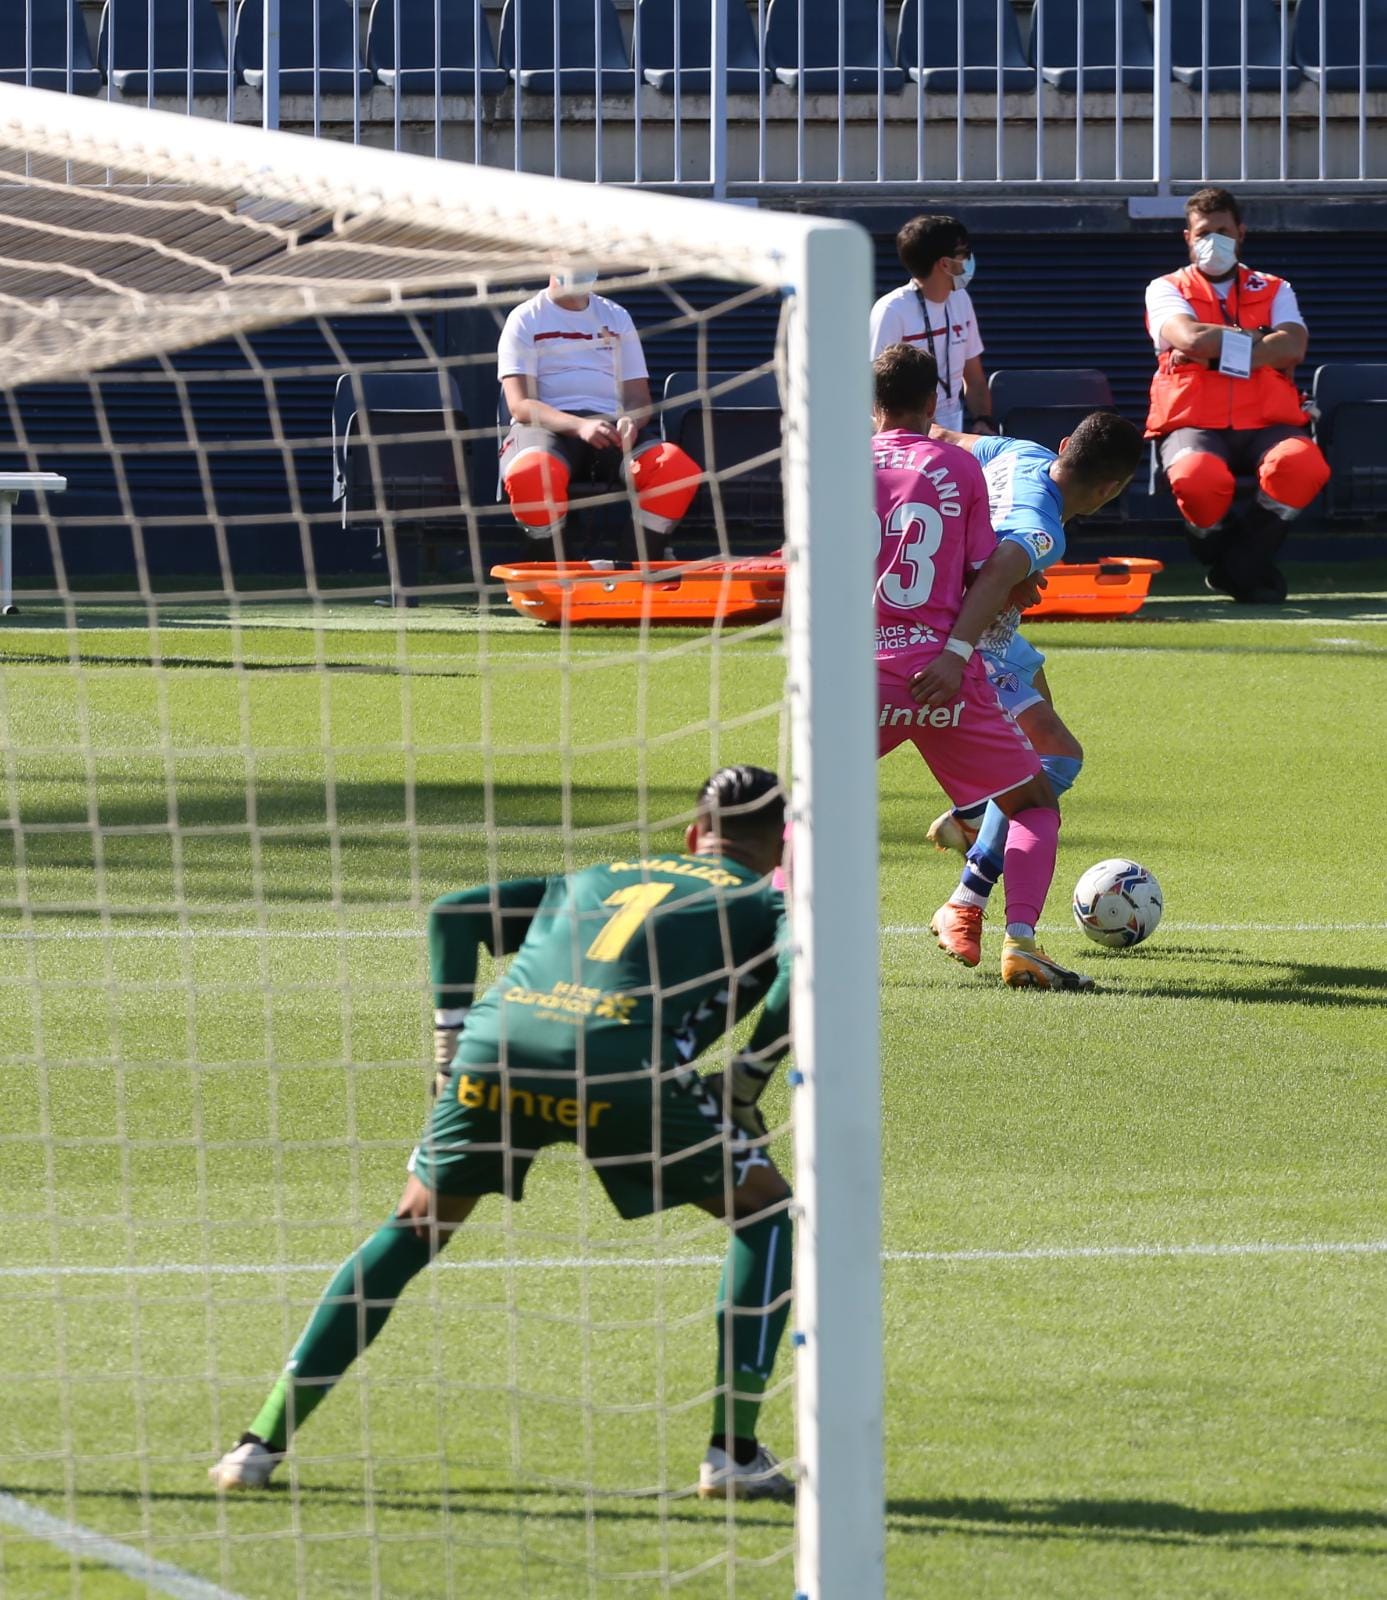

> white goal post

[{"left": 0, "top": 82, "right": 880, "bottom": 1598}]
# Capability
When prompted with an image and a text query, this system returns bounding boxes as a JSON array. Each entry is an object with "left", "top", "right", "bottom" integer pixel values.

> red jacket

[{"left": 1145, "top": 264, "right": 1308, "bottom": 437}]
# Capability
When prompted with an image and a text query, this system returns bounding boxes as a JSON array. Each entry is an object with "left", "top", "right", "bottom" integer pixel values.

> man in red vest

[{"left": 1145, "top": 187, "right": 1329, "bottom": 603}]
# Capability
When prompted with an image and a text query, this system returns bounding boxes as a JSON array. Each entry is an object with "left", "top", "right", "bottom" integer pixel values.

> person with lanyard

[
  {"left": 1145, "top": 187, "right": 1329, "bottom": 603},
  {"left": 869, "top": 214, "right": 995, "bottom": 436}
]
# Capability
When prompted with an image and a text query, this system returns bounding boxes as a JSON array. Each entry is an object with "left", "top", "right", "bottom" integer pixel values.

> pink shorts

[{"left": 877, "top": 652, "right": 1040, "bottom": 809}]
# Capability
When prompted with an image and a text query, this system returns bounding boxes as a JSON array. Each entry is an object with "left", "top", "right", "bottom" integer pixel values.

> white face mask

[
  {"left": 951, "top": 255, "right": 975, "bottom": 289},
  {"left": 554, "top": 267, "right": 599, "bottom": 294},
  {"left": 1192, "top": 232, "right": 1238, "bottom": 277}
]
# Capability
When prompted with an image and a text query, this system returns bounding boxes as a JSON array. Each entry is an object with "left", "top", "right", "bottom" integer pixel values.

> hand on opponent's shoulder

[{"left": 928, "top": 423, "right": 975, "bottom": 451}]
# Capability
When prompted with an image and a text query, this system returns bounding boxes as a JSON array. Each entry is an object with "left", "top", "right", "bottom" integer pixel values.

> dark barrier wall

[{"left": 3, "top": 222, "right": 1384, "bottom": 580}]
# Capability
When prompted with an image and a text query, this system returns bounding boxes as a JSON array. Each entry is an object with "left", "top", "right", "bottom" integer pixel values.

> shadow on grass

[
  {"left": 1092, "top": 948, "right": 1387, "bottom": 1010},
  {"left": 888, "top": 1495, "right": 1387, "bottom": 1556},
  {"left": 879, "top": 937, "right": 1387, "bottom": 1010},
  {"left": 0, "top": 1479, "right": 791, "bottom": 1528},
  {"left": 0, "top": 778, "right": 718, "bottom": 909}
]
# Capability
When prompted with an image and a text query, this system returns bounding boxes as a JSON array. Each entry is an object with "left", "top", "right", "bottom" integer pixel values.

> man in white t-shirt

[
  {"left": 869, "top": 215, "right": 994, "bottom": 436},
  {"left": 497, "top": 270, "right": 698, "bottom": 556},
  {"left": 1144, "top": 187, "right": 1329, "bottom": 603}
]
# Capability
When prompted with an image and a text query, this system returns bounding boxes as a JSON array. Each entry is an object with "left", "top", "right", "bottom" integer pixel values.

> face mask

[
  {"left": 951, "top": 255, "right": 975, "bottom": 289},
  {"left": 1193, "top": 233, "right": 1238, "bottom": 276},
  {"left": 554, "top": 267, "right": 598, "bottom": 293}
]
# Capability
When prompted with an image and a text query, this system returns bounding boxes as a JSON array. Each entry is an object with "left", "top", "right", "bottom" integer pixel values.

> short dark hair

[
  {"left": 896, "top": 213, "right": 969, "bottom": 280},
  {"left": 696, "top": 765, "right": 785, "bottom": 845},
  {"left": 1059, "top": 411, "right": 1145, "bottom": 487},
  {"left": 1186, "top": 186, "right": 1241, "bottom": 225},
  {"left": 873, "top": 342, "right": 938, "bottom": 415}
]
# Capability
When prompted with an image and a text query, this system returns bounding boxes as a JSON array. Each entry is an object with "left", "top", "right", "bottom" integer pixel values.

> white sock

[
  {"left": 1006, "top": 922, "right": 1035, "bottom": 942},
  {"left": 950, "top": 885, "right": 987, "bottom": 910}
]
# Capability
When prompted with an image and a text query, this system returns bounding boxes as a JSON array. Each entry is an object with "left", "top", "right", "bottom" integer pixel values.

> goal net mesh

[{"left": 0, "top": 88, "right": 815, "bottom": 1599}]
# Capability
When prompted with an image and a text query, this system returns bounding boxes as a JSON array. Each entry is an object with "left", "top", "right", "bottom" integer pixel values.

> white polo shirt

[
  {"left": 1145, "top": 271, "right": 1304, "bottom": 352},
  {"left": 869, "top": 282, "right": 984, "bottom": 432},
  {"left": 497, "top": 289, "right": 649, "bottom": 417}
]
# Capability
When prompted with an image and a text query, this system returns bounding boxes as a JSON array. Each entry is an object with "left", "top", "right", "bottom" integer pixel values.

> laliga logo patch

[
  {"left": 1029, "top": 531, "right": 1055, "bottom": 558},
  {"left": 995, "top": 671, "right": 1019, "bottom": 693}
]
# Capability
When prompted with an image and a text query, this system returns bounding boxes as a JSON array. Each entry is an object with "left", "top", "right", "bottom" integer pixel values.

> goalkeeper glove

[{"left": 704, "top": 1050, "right": 777, "bottom": 1140}]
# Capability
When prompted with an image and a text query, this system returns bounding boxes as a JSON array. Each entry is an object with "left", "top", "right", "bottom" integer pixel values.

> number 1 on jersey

[{"left": 585, "top": 882, "right": 676, "bottom": 961}]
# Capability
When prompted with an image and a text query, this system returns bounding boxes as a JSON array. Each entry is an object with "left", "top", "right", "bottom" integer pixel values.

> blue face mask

[{"left": 952, "top": 254, "right": 976, "bottom": 289}]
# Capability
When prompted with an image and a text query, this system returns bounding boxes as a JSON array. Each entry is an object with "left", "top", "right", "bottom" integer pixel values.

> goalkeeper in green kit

[{"left": 211, "top": 767, "right": 796, "bottom": 1502}]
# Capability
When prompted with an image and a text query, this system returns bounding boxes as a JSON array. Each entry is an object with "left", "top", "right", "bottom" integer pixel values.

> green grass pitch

[{"left": 0, "top": 565, "right": 1384, "bottom": 1599}]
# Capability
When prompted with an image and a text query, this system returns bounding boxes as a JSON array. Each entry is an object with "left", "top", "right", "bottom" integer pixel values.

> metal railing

[{"left": 12, "top": 0, "right": 1387, "bottom": 192}]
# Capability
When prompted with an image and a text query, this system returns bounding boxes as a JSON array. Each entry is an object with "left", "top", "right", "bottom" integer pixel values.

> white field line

[
  {"left": 2, "top": 1239, "right": 1385, "bottom": 1281},
  {"left": 3, "top": 920, "right": 1386, "bottom": 944},
  {"left": 0, "top": 1491, "right": 245, "bottom": 1600},
  {"left": 884, "top": 921, "right": 1387, "bottom": 936}
]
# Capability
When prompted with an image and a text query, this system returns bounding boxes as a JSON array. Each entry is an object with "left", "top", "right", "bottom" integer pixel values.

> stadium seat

[
  {"left": 894, "top": 0, "right": 1034, "bottom": 92},
  {"left": 661, "top": 369, "right": 783, "bottom": 539},
  {"left": 366, "top": 0, "right": 508, "bottom": 93},
  {"left": 1311, "top": 363, "right": 1387, "bottom": 518},
  {"left": 4, "top": 0, "right": 102, "bottom": 93},
  {"left": 1027, "top": 0, "right": 1154, "bottom": 92},
  {"left": 764, "top": 0, "right": 904, "bottom": 93},
  {"left": 97, "top": 0, "right": 229, "bottom": 96},
  {"left": 1292, "top": 0, "right": 1387, "bottom": 90},
  {"left": 497, "top": 0, "right": 635, "bottom": 95},
  {"left": 990, "top": 367, "right": 1115, "bottom": 455},
  {"left": 333, "top": 371, "right": 469, "bottom": 523},
  {"left": 635, "top": 0, "right": 768, "bottom": 93},
  {"left": 233, "top": 0, "right": 374, "bottom": 95},
  {"left": 1170, "top": 0, "right": 1302, "bottom": 92},
  {"left": 334, "top": 372, "right": 469, "bottom": 604}
]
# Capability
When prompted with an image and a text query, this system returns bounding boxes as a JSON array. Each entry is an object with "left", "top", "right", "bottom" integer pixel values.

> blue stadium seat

[
  {"left": 366, "top": 0, "right": 507, "bottom": 94},
  {"left": 1292, "top": 0, "right": 1387, "bottom": 90},
  {"left": 635, "top": 0, "right": 768, "bottom": 94},
  {"left": 894, "top": 0, "right": 1034, "bottom": 92},
  {"left": 990, "top": 367, "right": 1114, "bottom": 450},
  {"left": 1171, "top": 0, "right": 1301, "bottom": 91},
  {"left": 991, "top": 367, "right": 1125, "bottom": 517},
  {"left": 1028, "top": 0, "right": 1154, "bottom": 92},
  {"left": 764, "top": 0, "right": 904, "bottom": 93},
  {"left": 333, "top": 370, "right": 469, "bottom": 519},
  {"left": 661, "top": 369, "right": 783, "bottom": 536},
  {"left": 497, "top": 0, "right": 635, "bottom": 95},
  {"left": 4, "top": 0, "right": 102, "bottom": 93},
  {"left": 97, "top": 0, "right": 229, "bottom": 96},
  {"left": 234, "top": 0, "right": 374, "bottom": 95},
  {"left": 1311, "top": 363, "right": 1387, "bottom": 518}
]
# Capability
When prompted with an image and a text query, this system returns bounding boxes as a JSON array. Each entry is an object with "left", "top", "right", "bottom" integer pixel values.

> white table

[{"left": 0, "top": 473, "right": 66, "bottom": 615}]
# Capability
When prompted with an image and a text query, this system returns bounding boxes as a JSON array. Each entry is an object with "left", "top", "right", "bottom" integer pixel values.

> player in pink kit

[{"left": 872, "top": 343, "right": 1093, "bottom": 991}]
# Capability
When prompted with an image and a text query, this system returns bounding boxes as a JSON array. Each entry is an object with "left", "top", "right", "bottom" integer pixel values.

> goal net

[{"left": 0, "top": 84, "right": 878, "bottom": 1600}]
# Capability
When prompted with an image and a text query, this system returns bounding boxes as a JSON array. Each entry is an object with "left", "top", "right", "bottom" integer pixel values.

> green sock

[
  {"left": 249, "top": 1219, "right": 432, "bottom": 1452},
  {"left": 710, "top": 1206, "right": 793, "bottom": 1443}
]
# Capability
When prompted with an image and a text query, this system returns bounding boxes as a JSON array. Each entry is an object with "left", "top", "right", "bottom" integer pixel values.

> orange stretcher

[
  {"left": 489, "top": 558, "right": 786, "bottom": 626},
  {"left": 1022, "top": 556, "right": 1164, "bottom": 619},
  {"left": 490, "top": 554, "right": 1162, "bottom": 627}
]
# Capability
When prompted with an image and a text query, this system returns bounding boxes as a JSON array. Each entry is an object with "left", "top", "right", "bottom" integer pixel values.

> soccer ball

[{"left": 1072, "top": 859, "right": 1163, "bottom": 949}]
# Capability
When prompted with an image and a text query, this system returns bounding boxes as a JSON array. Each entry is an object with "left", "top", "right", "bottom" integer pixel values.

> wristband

[{"left": 942, "top": 636, "right": 974, "bottom": 663}]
